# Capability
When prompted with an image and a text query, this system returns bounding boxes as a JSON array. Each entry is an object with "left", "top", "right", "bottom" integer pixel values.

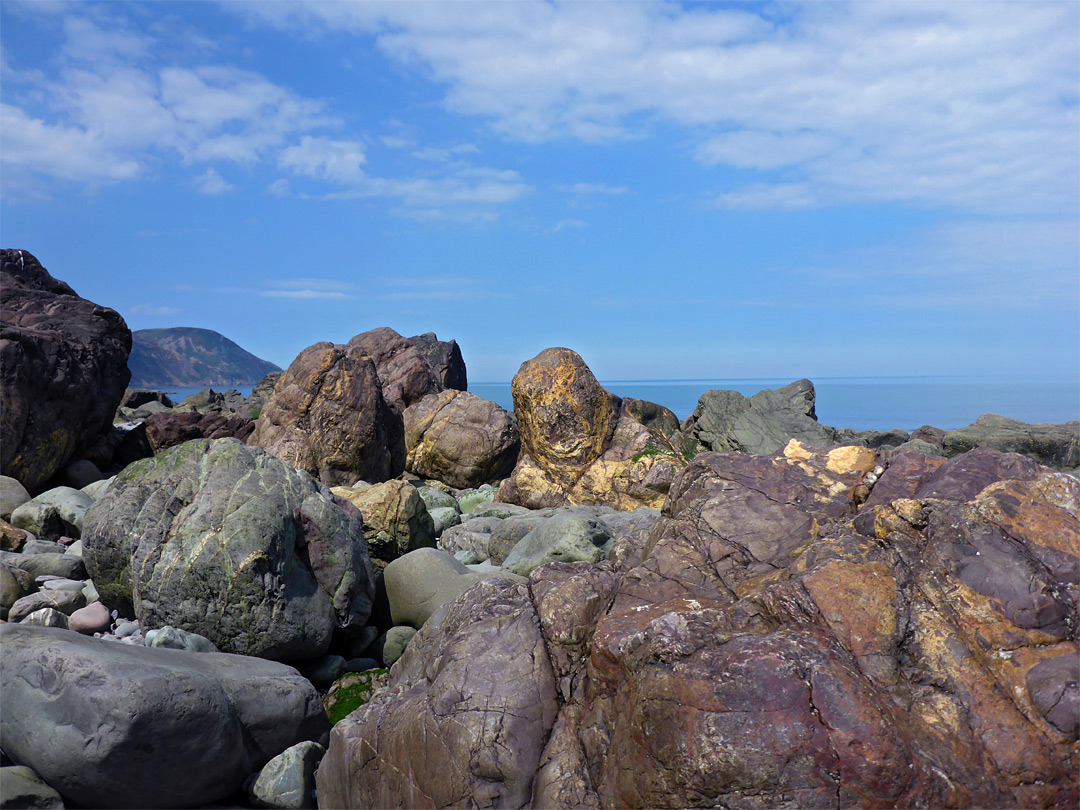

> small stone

[
  {"left": 41, "top": 577, "right": 86, "bottom": 592},
  {"left": 69, "top": 601, "right": 111, "bottom": 635},
  {"left": 146, "top": 625, "right": 217, "bottom": 653},
  {"left": 380, "top": 626, "right": 417, "bottom": 666},
  {"left": 0, "top": 476, "right": 32, "bottom": 521},
  {"left": 22, "top": 607, "right": 68, "bottom": 628},
  {"left": 247, "top": 740, "right": 325, "bottom": 810},
  {"left": 114, "top": 620, "right": 141, "bottom": 638},
  {"left": 0, "top": 519, "right": 28, "bottom": 553}
]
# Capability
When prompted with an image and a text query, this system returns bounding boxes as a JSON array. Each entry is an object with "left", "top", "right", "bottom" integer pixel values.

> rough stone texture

[
  {"left": 497, "top": 348, "right": 677, "bottom": 510},
  {"left": 318, "top": 442, "right": 1078, "bottom": 809},
  {"left": 248, "top": 740, "right": 325, "bottom": 810},
  {"left": 944, "top": 413, "right": 1080, "bottom": 470},
  {"left": 316, "top": 578, "right": 558, "bottom": 810},
  {"left": 248, "top": 342, "right": 405, "bottom": 486},
  {"left": 0, "top": 551, "right": 85, "bottom": 581},
  {"left": 0, "top": 475, "right": 31, "bottom": 520},
  {"left": 502, "top": 513, "right": 615, "bottom": 577},
  {"left": 346, "top": 327, "right": 466, "bottom": 413},
  {"left": 382, "top": 547, "right": 519, "bottom": 629},
  {"left": 0, "top": 249, "right": 132, "bottom": 493},
  {"left": 242, "top": 371, "right": 283, "bottom": 420},
  {"left": 82, "top": 438, "right": 375, "bottom": 661},
  {"left": 683, "top": 378, "right": 841, "bottom": 455},
  {"left": 21, "top": 607, "right": 68, "bottom": 628},
  {"left": 0, "top": 624, "right": 328, "bottom": 809},
  {"left": 0, "top": 765, "right": 65, "bottom": 809},
  {"left": 404, "top": 390, "right": 520, "bottom": 488},
  {"left": 0, "top": 518, "right": 28, "bottom": 553},
  {"left": 144, "top": 410, "right": 255, "bottom": 452},
  {"left": 8, "top": 588, "right": 85, "bottom": 624},
  {"left": 9, "top": 486, "right": 93, "bottom": 540},
  {"left": 331, "top": 480, "right": 435, "bottom": 566}
]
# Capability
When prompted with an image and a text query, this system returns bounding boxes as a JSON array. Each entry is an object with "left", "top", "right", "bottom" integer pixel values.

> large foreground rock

[
  {"left": 82, "top": 438, "right": 375, "bottom": 661},
  {"left": 347, "top": 327, "right": 467, "bottom": 412},
  {"left": 0, "top": 249, "right": 131, "bottom": 492},
  {"left": 320, "top": 444, "right": 1078, "bottom": 809},
  {"left": 497, "top": 348, "right": 678, "bottom": 510},
  {"left": 0, "top": 624, "right": 328, "bottom": 809},
  {"left": 404, "top": 390, "right": 520, "bottom": 488},
  {"left": 316, "top": 578, "right": 558, "bottom": 809},
  {"left": 683, "top": 378, "right": 841, "bottom": 455},
  {"left": 248, "top": 341, "right": 405, "bottom": 486}
]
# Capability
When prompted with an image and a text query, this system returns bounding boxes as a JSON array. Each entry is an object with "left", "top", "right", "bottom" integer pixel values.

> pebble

[
  {"left": 114, "top": 620, "right": 141, "bottom": 638},
  {"left": 69, "top": 602, "right": 111, "bottom": 635},
  {"left": 41, "top": 577, "right": 86, "bottom": 592}
]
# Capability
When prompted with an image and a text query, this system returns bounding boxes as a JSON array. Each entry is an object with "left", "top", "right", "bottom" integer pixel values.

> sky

[{"left": 2, "top": 0, "right": 1078, "bottom": 384}]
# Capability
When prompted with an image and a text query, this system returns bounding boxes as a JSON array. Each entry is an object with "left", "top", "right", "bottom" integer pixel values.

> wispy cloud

[
  {"left": 128, "top": 304, "right": 181, "bottom": 316},
  {"left": 240, "top": 1, "right": 1079, "bottom": 217},
  {"left": 195, "top": 167, "right": 232, "bottom": 195},
  {"left": 550, "top": 218, "right": 588, "bottom": 232},
  {"left": 558, "top": 182, "right": 628, "bottom": 196},
  {"left": 262, "top": 290, "right": 352, "bottom": 300}
]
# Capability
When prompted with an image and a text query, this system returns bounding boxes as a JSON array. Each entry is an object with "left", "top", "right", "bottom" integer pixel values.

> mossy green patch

[{"left": 324, "top": 669, "right": 390, "bottom": 726}]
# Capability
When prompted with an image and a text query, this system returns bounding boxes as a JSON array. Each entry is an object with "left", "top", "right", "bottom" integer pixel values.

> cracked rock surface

[{"left": 319, "top": 442, "right": 1078, "bottom": 808}]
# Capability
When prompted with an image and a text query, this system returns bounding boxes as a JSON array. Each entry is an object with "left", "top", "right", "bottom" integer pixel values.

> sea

[{"left": 161, "top": 377, "right": 1079, "bottom": 433}]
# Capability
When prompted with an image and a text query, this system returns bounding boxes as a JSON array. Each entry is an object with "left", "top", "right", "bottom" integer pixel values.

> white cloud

[
  {"left": 714, "top": 183, "right": 817, "bottom": 211},
  {"left": 279, "top": 136, "right": 367, "bottom": 184},
  {"left": 261, "top": 290, "right": 352, "bottom": 300},
  {"left": 240, "top": 0, "right": 1079, "bottom": 216},
  {"left": 196, "top": 167, "right": 232, "bottom": 195},
  {"left": 550, "top": 218, "right": 588, "bottom": 232},
  {"left": 128, "top": 304, "right": 181, "bottom": 316},
  {"left": 558, "top": 182, "right": 628, "bottom": 195}
]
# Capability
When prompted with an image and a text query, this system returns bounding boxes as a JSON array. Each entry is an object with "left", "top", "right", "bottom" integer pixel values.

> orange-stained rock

[{"left": 497, "top": 348, "right": 677, "bottom": 510}]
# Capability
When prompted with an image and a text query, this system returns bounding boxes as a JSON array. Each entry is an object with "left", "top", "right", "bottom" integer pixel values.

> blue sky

[{"left": 2, "top": 0, "right": 1078, "bottom": 383}]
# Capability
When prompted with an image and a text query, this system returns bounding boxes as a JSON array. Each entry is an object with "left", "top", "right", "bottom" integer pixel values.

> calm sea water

[
  {"left": 473, "top": 378, "right": 1079, "bottom": 432},
  {"left": 160, "top": 378, "right": 1078, "bottom": 433}
]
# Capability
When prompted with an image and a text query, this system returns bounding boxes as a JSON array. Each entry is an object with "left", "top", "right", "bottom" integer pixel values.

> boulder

[
  {"left": 9, "top": 486, "right": 93, "bottom": 540},
  {"left": 346, "top": 327, "right": 466, "bottom": 412},
  {"left": 144, "top": 409, "right": 255, "bottom": 452},
  {"left": 145, "top": 625, "right": 218, "bottom": 653},
  {"left": 21, "top": 608, "right": 67, "bottom": 628},
  {"left": 247, "top": 740, "right": 325, "bottom": 810},
  {"left": 0, "top": 518, "right": 28, "bottom": 553},
  {"left": 82, "top": 438, "right": 375, "bottom": 661},
  {"left": 944, "top": 413, "right": 1079, "bottom": 470},
  {"left": 176, "top": 387, "right": 247, "bottom": 414},
  {"left": 119, "top": 388, "right": 177, "bottom": 410},
  {"left": 0, "top": 475, "right": 31, "bottom": 519},
  {"left": 0, "top": 551, "right": 85, "bottom": 582},
  {"left": 382, "top": 547, "right": 518, "bottom": 629},
  {"left": 0, "top": 624, "right": 328, "bottom": 809},
  {"left": 242, "top": 371, "right": 283, "bottom": 419},
  {"left": 248, "top": 342, "right": 405, "bottom": 486},
  {"left": 683, "top": 378, "right": 842, "bottom": 455},
  {"left": 0, "top": 765, "right": 65, "bottom": 809},
  {"left": 316, "top": 578, "right": 558, "bottom": 810},
  {"left": 68, "top": 600, "right": 111, "bottom": 635},
  {"left": 497, "top": 348, "right": 677, "bottom": 510},
  {"left": 456, "top": 487, "right": 496, "bottom": 514},
  {"left": 331, "top": 480, "right": 434, "bottom": 566},
  {"left": 403, "top": 390, "right": 520, "bottom": 488},
  {"left": 0, "top": 249, "right": 132, "bottom": 492},
  {"left": 8, "top": 589, "right": 86, "bottom": 624},
  {"left": 502, "top": 512, "right": 615, "bottom": 577}
]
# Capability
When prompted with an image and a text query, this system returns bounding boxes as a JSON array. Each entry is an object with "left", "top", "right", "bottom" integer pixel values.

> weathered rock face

[
  {"left": 320, "top": 443, "right": 1078, "bottom": 809},
  {"left": 0, "top": 249, "right": 132, "bottom": 492},
  {"left": 683, "top": 379, "right": 841, "bottom": 455},
  {"left": 944, "top": 413, "right": 1079, "bottom": 470},
  {"left": 144, "top": 410, "right": 255, "bottom": 452},
  {"left": 316, "top": 578, "right": 558, "bottom": 809},
  {"left": 331, "top": 480, "right": 435, "bottom": 566},
  {"left": 0, "top": 624, "right": 328, "bottom": 809},
  {"left": 497, "top": 348, "right": 677, "bottom": 510},
  {"left": 347, "top": 327, "right": 467, "bottom": 412},
  {"left": 248, "top": 342, "right": 405, "bottom": 486},
  {"left": 404, "top": 390, "right": 520, "bottom": 488},
  {"left": 82, "top": 438, "right": 375, "bottom": 661}
]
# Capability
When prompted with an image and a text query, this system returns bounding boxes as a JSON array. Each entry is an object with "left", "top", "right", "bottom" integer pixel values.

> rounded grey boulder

[
  {"left": 0, "top": 624, "right": 329, "bottom": 809},
  {"left": 82, "top": 438, "right": 375, "bottom": 661},
  {"left": 502, "top": 512, "right": 615, "bottom": 577}
]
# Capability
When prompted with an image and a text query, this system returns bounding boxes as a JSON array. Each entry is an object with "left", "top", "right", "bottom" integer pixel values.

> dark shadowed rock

[
  {"left": 144, "top": 410, "right": 255, "bottom": 452},
  {"left": 404, "top": 390, "right": 520, "bottom": 488},
  {"left": 82, "top": 438, "right": 375, "bottom": 661},
  {"left": 347, "top": 327, "right": 466, "bottom": 412},
  {"left": 316, "top": 578, "right": 558, "bottom": 809},
  {"left": 248, "top": 342, "right": 405, "bottom": 486},
  {"left": 944, "top": 413, "right": 1079, "bottom": 470},
  {"left": 1, "top": 249, "right": 131, "bottom": 492},
  {"left": 0, "top": 624, "right": 328, "bottom": 809}
]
